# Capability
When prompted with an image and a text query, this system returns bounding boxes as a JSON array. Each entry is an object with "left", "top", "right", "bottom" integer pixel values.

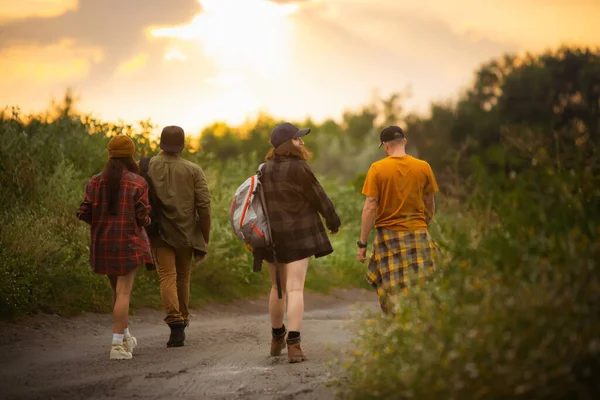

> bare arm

[
  {"left": 423, "top": 192, "right": 435, "bottom": 225},
  {"left": 360, "top": 197, "right": 378, "bottom": 243}
]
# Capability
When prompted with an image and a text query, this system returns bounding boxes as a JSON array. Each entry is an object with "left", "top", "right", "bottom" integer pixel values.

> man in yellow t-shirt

[{"left": 357, "top": 125, "right": 440, "bottom": 313}]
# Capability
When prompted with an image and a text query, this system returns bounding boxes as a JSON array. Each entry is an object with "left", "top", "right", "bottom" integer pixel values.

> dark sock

[
  {"left": 272, "top": 324, "right": 286, "bottom": 337},
  {"left": 288, "top": 331, "right": 300, "bottom": 340}
]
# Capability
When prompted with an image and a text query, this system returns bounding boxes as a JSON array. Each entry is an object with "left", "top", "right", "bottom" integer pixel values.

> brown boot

[
  {"left": 287, "top": 341, "right": 307, "bottom": 363},
  {"left": 270, "top": 335, "right": 287, "bottom": 356},
  {"left": 270, "top": 326, "right": 287, "bottom": 356}
]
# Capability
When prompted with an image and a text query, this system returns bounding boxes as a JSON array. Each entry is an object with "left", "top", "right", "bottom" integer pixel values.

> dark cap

[
  {"left": 160, "top": 125, "right": 185, "bottom": 153},
  {"left": 379, "top": 125, "right": 405, "bottom": 147},
  {"left": 270, "top": 122, "right": 310, "bottom": 148}
]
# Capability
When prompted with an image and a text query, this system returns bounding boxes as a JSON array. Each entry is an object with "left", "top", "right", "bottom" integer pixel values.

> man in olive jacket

[{"left": 147, "top": 125, "right": 211, "bottom": 347}]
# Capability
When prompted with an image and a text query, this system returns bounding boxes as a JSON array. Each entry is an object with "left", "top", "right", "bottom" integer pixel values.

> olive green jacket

[{"left": 147, "top": 152, "right": 211, "bottom": 252}]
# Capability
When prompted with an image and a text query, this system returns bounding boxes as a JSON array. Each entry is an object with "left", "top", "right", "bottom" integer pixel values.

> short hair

[{"left": 385, "top": 138, "right": 406, "bottom": 147}]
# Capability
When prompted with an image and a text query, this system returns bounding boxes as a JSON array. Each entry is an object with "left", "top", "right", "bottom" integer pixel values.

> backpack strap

[
  {"left": 256, "top": 162, "right": 266, "bottom": 179},
  {"left": 255, "top": 162, "right": 283, "bottom": 299}
]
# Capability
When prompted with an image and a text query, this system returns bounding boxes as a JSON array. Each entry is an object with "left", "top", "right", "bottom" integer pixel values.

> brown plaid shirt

[{"left": 258, "top": 155, "right": 341, "bottom": 264}]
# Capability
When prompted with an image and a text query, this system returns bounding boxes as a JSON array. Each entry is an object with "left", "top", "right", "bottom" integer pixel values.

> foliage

[
  {"left": 0, "top": 96, "right": 369, "bottom": 319},
  {"left": 406, "top": 46, "right": 600, "bottom": 193},
  {"left": 343, "top": 129, "right": 600, "bottom": 398},
  {"left": 2, "top": 45, "right": 599, "bottom": 400},
  {"left": 342, "top": 46, "right": 600, "bottom": 399}
]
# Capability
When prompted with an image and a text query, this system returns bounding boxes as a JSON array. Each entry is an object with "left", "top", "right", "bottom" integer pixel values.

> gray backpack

[
  {"left": 229, "top": 163, "right": 272, "bottom": 251},
  {"left": 229, "top": 163, "right": 284, "bottom": 299}
]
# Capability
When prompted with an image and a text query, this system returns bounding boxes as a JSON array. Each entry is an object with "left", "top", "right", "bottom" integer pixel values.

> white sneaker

[
  {"left": 110, "top": 342, "right": 132, "bottom": 360},
  {"left": 123, "top": 333, "right": 137, "bottom": 354}
]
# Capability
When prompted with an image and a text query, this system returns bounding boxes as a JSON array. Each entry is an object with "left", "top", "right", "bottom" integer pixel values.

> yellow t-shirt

[{"left": 362, "top": 155, "right": 439, "bottom": 231}]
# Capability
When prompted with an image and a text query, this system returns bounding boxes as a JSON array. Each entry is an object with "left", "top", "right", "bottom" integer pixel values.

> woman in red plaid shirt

[{"left": 77, "top": 135, "right": 154, "bottom": 360}]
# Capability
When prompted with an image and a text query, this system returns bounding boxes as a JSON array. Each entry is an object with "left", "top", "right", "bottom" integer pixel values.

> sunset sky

[{"left": 1, "top": 0, "right": 598, "bottom": 135}]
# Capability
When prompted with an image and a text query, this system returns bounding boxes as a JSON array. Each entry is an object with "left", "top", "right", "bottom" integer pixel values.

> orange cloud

[
  {"left": 369, "top": 0, "right": 600, "bottom": 50},
  {"left": 0, "top": 0, "right": 78, "bottom": 20},
  {"left": 116, "top": 53, "right": 149, "bottom": 74},
  {"left": 0, "top": 39, "right": 103, "bottom": 84}
]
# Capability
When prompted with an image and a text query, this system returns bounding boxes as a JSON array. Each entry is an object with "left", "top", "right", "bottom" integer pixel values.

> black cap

[
  {"left": 270, "top": 122, "right": 310, "bottom": 148},
  {"left": 160, "top": 125, "right": 185, "bottom": 153},
  {"left": 379, "top": 125, "right": 405, "bottom": 147}
]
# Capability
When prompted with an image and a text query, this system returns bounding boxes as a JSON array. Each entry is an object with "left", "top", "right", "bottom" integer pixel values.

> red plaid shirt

[{"left": 77, "top": 171, "right": 154, "bottom": 275}]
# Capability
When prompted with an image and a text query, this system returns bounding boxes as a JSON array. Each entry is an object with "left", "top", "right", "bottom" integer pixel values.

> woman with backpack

[
  {"left": 77, "top": 135, "right": 154, "bottom": 360},
  {"left": 256, "top": 122, "right": 342, "bottom": 363}
]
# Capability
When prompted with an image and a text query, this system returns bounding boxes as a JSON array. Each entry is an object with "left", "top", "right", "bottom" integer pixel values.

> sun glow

[
  {"left": 149, "top": 0, "right": 298, "bottom": 79},
  {"left": 164, "top": 48, "right": 188, "bottom": 62}
]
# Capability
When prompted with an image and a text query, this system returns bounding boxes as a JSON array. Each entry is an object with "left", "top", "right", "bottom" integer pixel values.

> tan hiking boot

[
  {"left": 270, "top": 335, "right": 287, "bottom": 356},
  {"left": 287, "top": 342, "right": 307, "bottom": 363},
  {"left": 110, "top": 343, "right": 132, "bottom": 360}
]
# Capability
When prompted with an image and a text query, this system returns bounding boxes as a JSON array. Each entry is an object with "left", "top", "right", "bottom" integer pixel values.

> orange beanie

[{"left": 108, "top": 135, "right": 135, "bottom": 158}]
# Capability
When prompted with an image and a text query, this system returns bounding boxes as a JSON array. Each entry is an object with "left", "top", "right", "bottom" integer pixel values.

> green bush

[{"left": 0, "top": 206, "right": 111, "bottom": 317}]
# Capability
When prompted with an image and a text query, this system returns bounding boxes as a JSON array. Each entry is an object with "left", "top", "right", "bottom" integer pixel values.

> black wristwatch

[{"left": 357, "top": 240, "right": 368, "bottom": 248}]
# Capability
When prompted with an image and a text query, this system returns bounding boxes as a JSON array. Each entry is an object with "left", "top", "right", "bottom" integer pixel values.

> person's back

[
  {"left": 256, "top": 122, "right": 341, "bottom": 364},
  {"left": 364, "top": 155, "right": 437, "bottom": 231},
  {"left": 261, "top": 154, "right": 340, "bottom": 263},
  {"left": 148, "top": 152, "right": 210, "bottom": 250},
  {"left": 86, "top": 170, "right": 152, "bottom": 272},
  {"left": 77, "top": 135, "right": 152, "bottom": 360},
  {"left": 146, "top": 125, "right": 211, "bottom": 348},
  {"left": 358, "top": 126, "right": 440, "bottom": 313}
]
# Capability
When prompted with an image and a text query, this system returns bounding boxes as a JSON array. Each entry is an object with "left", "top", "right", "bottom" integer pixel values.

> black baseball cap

[
  {"left": 379, "top": 125, "right": 405, "bottom": 148},
  {"left": 160, "top": 125, "right": 185, "bottom": 153},
  {"left": 270, "top": 122, "right": 310, "bottom": 148}
]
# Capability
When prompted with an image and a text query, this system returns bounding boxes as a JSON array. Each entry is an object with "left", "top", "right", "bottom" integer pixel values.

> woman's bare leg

[
  {"left": 112, "top": 269, "right": 136, "bottom": 334},
  {"left": 285, "top": 259, "right": 309, "bottom": 332},
  {"left": 267, "top": 262, "right": 287, "bottom": 329}
]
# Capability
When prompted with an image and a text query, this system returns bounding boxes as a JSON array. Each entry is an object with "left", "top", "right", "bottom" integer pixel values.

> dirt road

[{"left": 0, "top": 289, "right": 378, "bottom": 400}]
